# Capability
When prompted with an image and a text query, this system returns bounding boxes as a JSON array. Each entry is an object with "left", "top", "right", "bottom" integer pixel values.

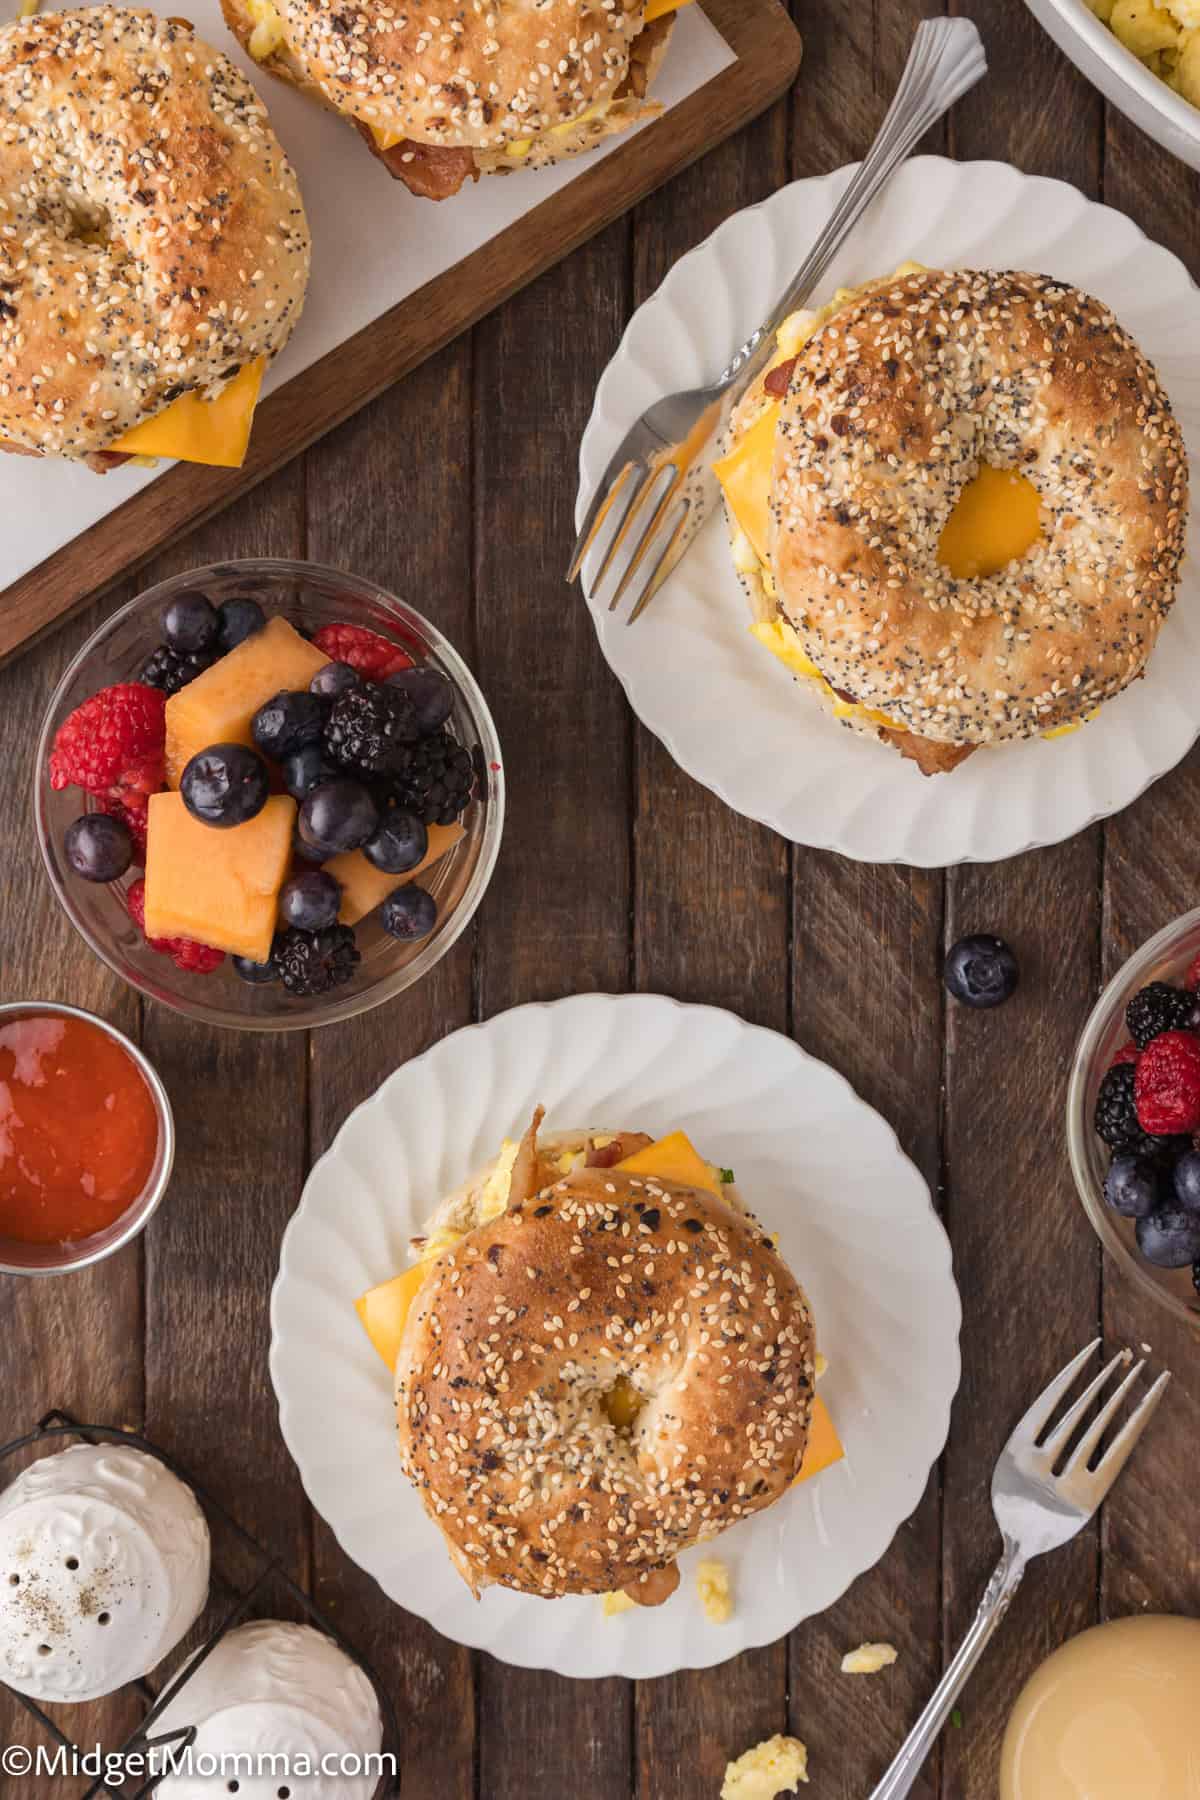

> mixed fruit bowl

[
  {"left": 1070, "top": 909, "right": 1200, "bottom": 1327},
  {"left": 36, "top": 562, "right": 502, "bottom": 1030}
]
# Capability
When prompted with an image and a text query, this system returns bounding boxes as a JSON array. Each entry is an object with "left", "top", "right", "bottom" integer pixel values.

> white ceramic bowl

[{"left": 1025, "top": 0, "right": 1200, "bottom": 172}]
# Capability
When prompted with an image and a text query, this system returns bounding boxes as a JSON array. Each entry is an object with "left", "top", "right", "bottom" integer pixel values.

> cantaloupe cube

[
  {"left": 144, "top": 792, "right": 297, "bottom": 963},
  {"left": 325, "top": 821, "right": 465, "bottom": 925},
  {"left": 164, "top": 617, "right": 328, "bottom": 787}
]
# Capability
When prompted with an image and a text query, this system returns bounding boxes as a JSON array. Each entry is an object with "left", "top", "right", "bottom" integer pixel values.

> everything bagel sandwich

[
  {"left": 356, "top": 1112, "right": 823, "bottom": 1607},
  {"left": 714, "top": 265, "right": 1189, "bottom": 775},
  {"left": 221, "top": 0, "right": 689, "bottom": 200},
  {"left": 0, "top": 8, "right": 310, "bottom": 472}
]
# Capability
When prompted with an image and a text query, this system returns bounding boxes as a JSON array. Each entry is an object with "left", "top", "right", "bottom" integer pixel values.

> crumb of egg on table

[
  {"left": 841, "top": 1642, "right": 899, "bottom": 1675},
  {"left": 721, "top": 1735, "right": 809, "bottom": 1798}
]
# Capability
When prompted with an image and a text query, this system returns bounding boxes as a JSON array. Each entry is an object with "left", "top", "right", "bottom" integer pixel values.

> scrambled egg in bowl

[{"left": 1089, "top": 0, "right": 1200, "bottom": 107}]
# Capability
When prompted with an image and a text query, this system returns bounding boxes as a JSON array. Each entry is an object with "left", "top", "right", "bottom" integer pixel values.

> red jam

[{"left": 0, "top": 1013, "right": 159, "bottom": 1246}]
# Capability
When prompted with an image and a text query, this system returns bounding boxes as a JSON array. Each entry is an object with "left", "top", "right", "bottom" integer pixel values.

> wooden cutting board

[{"left": 0, "top": 0, "right": 801, "bottom": 664}]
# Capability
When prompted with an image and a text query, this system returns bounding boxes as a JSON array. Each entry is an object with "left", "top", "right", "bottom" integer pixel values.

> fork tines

[{"left": 1022, "top": 1339, "right": 1170, "bottom": 1493}]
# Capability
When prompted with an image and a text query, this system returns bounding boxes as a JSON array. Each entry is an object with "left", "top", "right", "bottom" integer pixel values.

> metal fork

[
  {"left": 868, "top": 1340, "right": 1171, "bottom": 1800},
  {"left": 566, "top": 15, "right": 987, "bottom": 623}
]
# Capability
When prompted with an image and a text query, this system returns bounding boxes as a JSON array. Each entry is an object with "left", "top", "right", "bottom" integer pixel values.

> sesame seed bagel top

[
  {"left": 395, "top": 1165, "right": 816, "bottom": 1600},
  {"left": 257, "top": 0, "right": 649, "bottom": 152},
  {"left": 770, "top": 268, "right": 1189, "bottom": 745},
  {"left": 0, "top": 8, "right": 310, "bottom": 460}
]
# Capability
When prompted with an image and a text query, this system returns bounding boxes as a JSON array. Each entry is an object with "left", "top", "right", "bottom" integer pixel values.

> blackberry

[
  {"left": 1094, "top": 1063, "right": 1140, "bottom": 1148},
  {"left": 389, "top": 730, "right": 475, "bottom": 825},
  {"left": 272, "top": 924, "right": 360, "bottom": 997},
  {"left": 140, "top": 644, "right": 215, "bottom": 695},
  {"left": 1126, "top": 981, "right": 1195, "bottom": 1048},
  {"left": 324, "top": 685, "right": 418, "bottom": 776}
]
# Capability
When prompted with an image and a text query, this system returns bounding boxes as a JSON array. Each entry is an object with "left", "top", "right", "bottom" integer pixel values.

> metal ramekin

[{"left": 0, "top": 1001, "right": 174, "bottom": 1277}]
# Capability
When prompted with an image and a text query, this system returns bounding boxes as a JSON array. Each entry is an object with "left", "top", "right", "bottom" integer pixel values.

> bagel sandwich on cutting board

[
  {"left": 357, "top": 1111, "right": 831, "bottom": 1608},
  {"left": 0, "top": 8, "right": 310, "bottom": 473},
  {"left": 221, "top": 0, "right": 690, "bottom": 201},
  {"left": 714, "top": 265, "right": 1189, "bottom": 775}
]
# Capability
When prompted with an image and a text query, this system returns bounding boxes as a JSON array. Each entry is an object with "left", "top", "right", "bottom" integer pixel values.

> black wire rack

[{"left": 0, "top": 1414, "right": 401, "bottom": 1799}]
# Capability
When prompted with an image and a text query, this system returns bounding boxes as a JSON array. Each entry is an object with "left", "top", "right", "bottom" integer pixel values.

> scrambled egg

[
  {"left": 696, "top": 1559, "right": 733, "bottom": 1624},
  {"left": 841, "top": 1641, "right": 899, "bottom": 1675},
  {"left": 1088, "top": 0, "right": 1200, "bottom": 107},
  {"left": 721, "top": 1735, "right": 809, "bottom": 1798},
  {"left": 601, "top": 1590, "right": 637, "bottom": 1618},
  {"left": 244, "top": 0, "right": 285, "bottom": 59}
]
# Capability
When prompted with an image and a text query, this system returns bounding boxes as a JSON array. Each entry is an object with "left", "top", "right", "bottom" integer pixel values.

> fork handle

[
  {"left": 867, "top": 1537, "right": 1026, "bottom": 1800},
  {"left": 718, "top": 16, "right": 987, "bottom": 387}
]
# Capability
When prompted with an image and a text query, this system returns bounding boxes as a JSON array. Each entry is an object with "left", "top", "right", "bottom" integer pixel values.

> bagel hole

[
  {"left": 937, "top": 465, "right": 1042, "bottom": 581},
  {"left": 59, "top": 199, "right": 113, "bottom": 251},
  {"left": 602, "top": 1376, "right": 644, "bottom": 1432}
]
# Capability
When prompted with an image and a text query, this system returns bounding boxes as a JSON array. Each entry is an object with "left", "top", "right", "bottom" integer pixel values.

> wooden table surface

[{"left": 3, "top": 1, "right": 1200, "bottom": 1794}]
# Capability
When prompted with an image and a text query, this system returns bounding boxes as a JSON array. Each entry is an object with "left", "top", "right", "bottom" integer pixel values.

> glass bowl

[
  {"left": 1067, "top": 908, "right": 1200, "bottom": 1330},
  {"left": 35, "top": 560, "right": 503, "bottom": 1031}
]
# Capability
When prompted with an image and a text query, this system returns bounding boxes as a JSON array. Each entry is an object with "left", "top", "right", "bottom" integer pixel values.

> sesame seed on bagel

[
  {"left": 220, "top": 0, "right": 675, "bottom": 199},
  {"left": 769, "top": 267, "right": 1189, "bottom": 748},
  {"left": 0, "top": 7, "right": 310, "bottom": 463},
  {"left": 395, "top": 1158, "right": 816, "bottom": 1602}
]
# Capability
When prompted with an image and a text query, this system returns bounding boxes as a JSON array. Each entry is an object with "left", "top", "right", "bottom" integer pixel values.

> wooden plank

[
  {"left": 939, "top": 9, "right": 1106, "bottom": 1796},
  {"left": 1097, "top": 109, "right": 1200, "bottom": 1637},
  {"left": 471, "top": 218, "right": 635, "bottom": 1800},
  {"left": 303, "top": 346, "right": 479, "bottom": 1800},
  {"left": 628, "top": 79, "right": 792, "bottom": 1800},
  {"left": 0, "top": 0, "right": 803, "bottom": 666},
  {"left": 0, "top": 592, "right": 146, "bottom": 1795},
  {"left": 138, "top": 473, "right": 312, "bottom": 1603},
  {"left": 781, "top": 4, "right": 948, "bottom": 1794}
]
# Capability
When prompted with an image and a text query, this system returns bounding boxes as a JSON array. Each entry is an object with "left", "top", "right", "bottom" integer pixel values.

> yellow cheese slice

[
  {"left": 113, "top": 360, "right": 265, "bottom": 467},
  {"left": 616, "top": 1129, "right": 721, "bottom": 1196},
  {"left": 712, "top": 403, "right": 779, "bottom": 567},
  {"left": 937, "top": 464, "right": 1042, "bottom": 580},
  {"left": 793, "top": 1396, "right": 844, "bottom": 1485},
  {"left": 356, "top": 1264, "right": 429, "bottom": 1372},
  {"left": 644, "top": 0, "right": 694, "bottom": 19}
]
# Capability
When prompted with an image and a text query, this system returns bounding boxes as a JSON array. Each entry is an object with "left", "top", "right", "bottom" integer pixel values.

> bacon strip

[
  {"left": 763, "top": 355, "right": 798, "bottom": 399},
  {"left": 355, "top": 121, "right": 478, "bottom": 200}
]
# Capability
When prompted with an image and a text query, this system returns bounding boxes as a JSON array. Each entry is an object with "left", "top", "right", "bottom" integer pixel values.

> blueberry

[
  {"left": 279, "top": 869, "right": 342, "bottom": 932},
  {"left": 233, "top": 953, "right": 277, "bottom": 985},
  {"left": 292, "top": 827, "right": 333, "bottom": 865},
  {"left": 1103, "top": 1154, "right": 1160, "bottom": 1220},
  {"left": 64, "top": 813, "right": 133, "bottom": 882},
  {"left": 180, "top": 743, "right": 270, "bottom": 828},
  {"left": 252, "top": 689, "right": 326, "bottom": 761},
  {"left": 282, "top": 743, "right": 337, "bottom": 802},
  {"left": 216, "top": 596, "right": 266, "bottom": 653},
  {"left": 299, "top": 780, "right": 379, "bottom": 855},
  {"left": 310, "top": 661, "right": 361, "bottom": 700},
  {"left": 943, "top": 934, "right": 1019, "bottom": 1009},
  {"left": 1173, "top": 1150, "right": 1200, "bottom": 1213},
  {"left": 380, "top": 884, "right": 437, "bottom": 942},
  {"left": 364, "top": 808, "right": 428, "bottom": 875},
  {"left": 160, "top": 591, "right": 218, "bottom": 654},
  {"left": 1136, "top": 1207, "right": 1200, "bottom": 1269},
  {"left": 385, "top": 668, "right": 454, "bottom": 735}
]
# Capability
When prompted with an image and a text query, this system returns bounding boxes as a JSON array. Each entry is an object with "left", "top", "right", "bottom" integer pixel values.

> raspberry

[
  {"left": 1110, "top": 1041, "right": 1140, "bottom": 1067},
  {"left": 49, "top": 684, "right": 166, "bottom": 804},
  {"left": 1185, "top": 954, "right": 1200, "bottom": 993},
  {"left": 1134, "top": 1031, "right": 1200, "bottom": 1136},
  {"left": 311, "top": 623, "right": 414, "bottom": 681},
  {"left": 97, "top": 795, "right": 149, "bottom": 861},
  {"left": 126, "top": 878, "right": 224, "bottom": 975}
]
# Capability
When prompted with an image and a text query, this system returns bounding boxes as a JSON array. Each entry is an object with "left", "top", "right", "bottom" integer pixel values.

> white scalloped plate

[
  {"left": 576, "top": 157, "right": 1200, "bottom": 866},
  {"left": 270, "top": 994, "right": 960, "bottom": 1679}
]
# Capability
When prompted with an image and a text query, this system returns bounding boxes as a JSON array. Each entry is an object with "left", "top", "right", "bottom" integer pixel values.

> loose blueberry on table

[
  {"left": 1094, "top": 958, "right": 1200, "bottom": 1291},
  {"left": 49, "top": 610, "right": 478, "bottom": 998}
]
